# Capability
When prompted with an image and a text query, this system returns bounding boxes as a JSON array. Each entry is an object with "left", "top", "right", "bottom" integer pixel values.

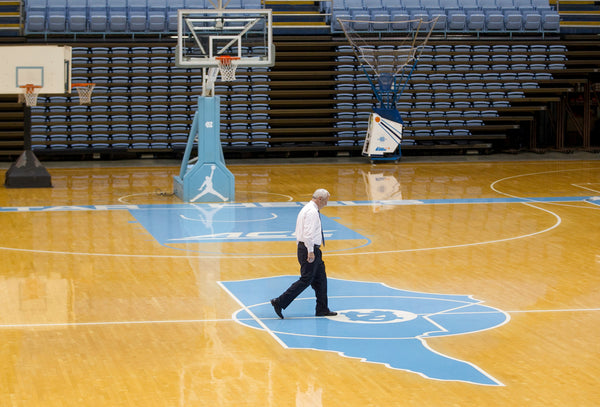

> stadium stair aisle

[
  {"left": 557, "top": 0, "right": 600, "bottom": 33},
  {"left": 265, "top": 0, "right": 330, "bottom": 34}
]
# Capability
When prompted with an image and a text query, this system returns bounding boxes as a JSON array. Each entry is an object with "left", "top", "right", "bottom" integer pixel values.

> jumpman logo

[{"left": 191, "top": 165, "right": 229, "bottom": 202}]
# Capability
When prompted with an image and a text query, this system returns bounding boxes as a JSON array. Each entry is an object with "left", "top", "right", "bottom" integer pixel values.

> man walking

[{"left": 271, "top": 188, "right": 337, "bottom": 319}]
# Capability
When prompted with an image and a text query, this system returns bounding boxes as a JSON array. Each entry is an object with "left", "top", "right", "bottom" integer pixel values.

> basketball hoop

[
  {"left": 71, "top": 83, "right": 96, "bottom": 105},
  {"left": 18, "top": 84, "right": 42, "bottom": 107},
  {"left": 215, "top": 55, "right": 240, "bottom": 82}
]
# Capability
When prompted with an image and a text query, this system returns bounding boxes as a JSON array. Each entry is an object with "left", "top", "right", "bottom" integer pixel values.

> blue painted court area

[
  {"left": 123, "top": 195, "right": 597, "bottom": 247},
  {"left": 1, "top": 196, "right": 595, "bottom": 251},
  {"left": 129, "top": 204, "right": 366, "bottom": 245},
  {"left": 220, "top": 276, "right": 510, "bottom": 386}
]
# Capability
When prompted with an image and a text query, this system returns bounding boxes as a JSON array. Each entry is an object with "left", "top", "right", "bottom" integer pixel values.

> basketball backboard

[
  {"left": 175, "top": 8, "right": 274, "bottom": 68},
  {"left": 0, "top": 45, "right": 72, "bottom": 95}
]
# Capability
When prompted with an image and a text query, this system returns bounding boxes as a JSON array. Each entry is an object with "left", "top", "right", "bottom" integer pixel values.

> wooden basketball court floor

[{"left": 0, "top": 154, "right": 599, "bottom": 406}]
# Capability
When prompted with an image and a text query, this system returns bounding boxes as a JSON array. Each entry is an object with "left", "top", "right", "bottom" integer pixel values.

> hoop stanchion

[
  {"left": 215, "top": 55, "right": 240, "bottom": 82},
  {"left": 71, "top": 83, "right": 96, "bottom": 105},
  {"left": 337, "top": 17, "right": 439, "bottom": 162},
  {"left": 18, "top": 84, "right": 42, "bottom": 107}
]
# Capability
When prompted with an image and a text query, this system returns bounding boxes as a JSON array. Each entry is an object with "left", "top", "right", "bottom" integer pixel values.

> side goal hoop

[
  {"left": 70, "top": 83, "right": 96, "bottom": 105},
  {"left": 18, "top": 84, "right": 42, "bottom": 107}
]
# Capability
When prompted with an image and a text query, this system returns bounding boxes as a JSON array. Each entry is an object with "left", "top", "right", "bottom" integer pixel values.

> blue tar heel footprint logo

[{"left": 219, "top": 276, "right": 510, "bottom": 386}]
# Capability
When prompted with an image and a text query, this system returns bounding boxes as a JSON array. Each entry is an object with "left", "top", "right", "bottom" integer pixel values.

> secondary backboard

[
  {"left": 175, "top": 8, "right": 274, "bottom": 68},
  {"left": 0, "top": 45, "right": 72, "bottom": 94}
]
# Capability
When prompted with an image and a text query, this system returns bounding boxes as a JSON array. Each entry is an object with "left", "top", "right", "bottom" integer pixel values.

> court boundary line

[
  {"left": 3, "top": 158, "right": 600, "bottom": 259},
  {"left": 0, "top": 307, "right": 598, "bottom": 330},
  {"left": 0, "top": 197, "right": 573, "bottom": 258},
  {"left": 217, "top": 281, "right": 289, "bottom": 349},
  {"left": 0, "top": 195, "right": 597, "bottom": 213}
]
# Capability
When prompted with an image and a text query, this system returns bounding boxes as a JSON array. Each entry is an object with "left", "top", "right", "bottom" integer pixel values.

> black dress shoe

[
  {"left": 316, "top": 311, "right": 337, "bottom": 317},
  {"left": 271, "top": 298, "right": 284, "bottom": 319}
]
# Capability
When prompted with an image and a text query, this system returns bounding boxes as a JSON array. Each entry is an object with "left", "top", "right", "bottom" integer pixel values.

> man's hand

[{"left": 307, "top": 252, "right": 315, "bottom": 263}]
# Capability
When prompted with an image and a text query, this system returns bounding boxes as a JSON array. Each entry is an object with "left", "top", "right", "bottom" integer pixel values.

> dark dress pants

[{"left": 277, "top": 243, "right": 329, "bottom": 314}]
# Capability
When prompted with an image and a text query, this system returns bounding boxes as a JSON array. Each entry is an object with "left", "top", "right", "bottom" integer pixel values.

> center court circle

[{"left": 332, "top": 309, "right": 418, "bottom": 324}]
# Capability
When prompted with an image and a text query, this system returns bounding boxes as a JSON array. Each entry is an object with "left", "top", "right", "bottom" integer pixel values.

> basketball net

[
  {"left": 202, "top": 56, "right": 241, "bottom": 97},
  {"left": 18, "top": 84, "right": 42, "bottom": 107},
  {"left": 216, "top": 55, "right": 240, "bottom": 82},
  {"left": 337, "top": 17, "right": 438, "bottom": 109},
  {"left": 337, "top": 17, "right": 439, "bottom": 79},
  {"left": 71, "top": 83, "right": 95, "bottom": 105}
]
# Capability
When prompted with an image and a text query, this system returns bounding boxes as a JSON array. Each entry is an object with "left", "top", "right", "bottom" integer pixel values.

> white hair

[{"left": 312, "top": 188, "right": 330, "bottom": 200}]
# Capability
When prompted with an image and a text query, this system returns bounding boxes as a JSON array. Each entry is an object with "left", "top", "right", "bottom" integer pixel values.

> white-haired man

[{"left": 271, "top": 188, "right": 337, "bottom": 319}]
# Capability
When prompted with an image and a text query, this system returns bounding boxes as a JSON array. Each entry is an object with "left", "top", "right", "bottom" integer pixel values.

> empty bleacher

[
  {"left": 327, "top": 0, "right": 561, "bottom": 33},
  {"left": 23, "top": 0, "right": 561, "bottom": 35},
  {"left": 0, "top": 0, "right": 596, "bottom": 159},
  {"left": 15, "top": 37, "right": 589, "bottom": 158}
]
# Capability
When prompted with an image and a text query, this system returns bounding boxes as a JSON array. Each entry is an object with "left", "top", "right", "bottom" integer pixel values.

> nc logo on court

[
  {"left": 335, "top": 309, "right": 417, "bottom": 324},
  {"left": 220, "top": 276, "right": 510, "bottom": 386}
]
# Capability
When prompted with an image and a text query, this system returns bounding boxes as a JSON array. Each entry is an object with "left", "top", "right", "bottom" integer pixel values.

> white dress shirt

[{"left": 295, "top": 200, "right": 322, "bottom": 253}]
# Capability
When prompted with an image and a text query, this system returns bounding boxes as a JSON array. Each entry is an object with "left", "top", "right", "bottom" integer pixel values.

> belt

[{"left": 298, "top": 242, "right": 320, "bottom": 248}]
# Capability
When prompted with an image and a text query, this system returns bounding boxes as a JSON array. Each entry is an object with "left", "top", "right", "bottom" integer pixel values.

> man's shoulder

[
  {"left": 303, "top": 201, "right": 318, "bottom": 211},
  {"left": 298, "top": 201, "right": 317, "bottom": 216}
]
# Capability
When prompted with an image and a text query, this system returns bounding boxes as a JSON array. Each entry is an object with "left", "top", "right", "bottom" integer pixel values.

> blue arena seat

[
  {"left": 514, "top": 0, "right": 534, "bottom": 9},
  {"left": 346, "top": 0, "right": 364, "bottom": 10},
  {"left": 488, "top": 91, "right": 505, "bottom": 99},
  {"left": 391, "top": 10, "right": 410, "bottom": 30},
  {"left": 403, "top": 0, "right": 421, "bottom": 13},
  {"left": 509, "top": 52, "right": 527, "bottom": 61},
  {"left": 548, "top": 53, "right": 566, "bottom": 63},
  {"left": 183, "top": 0, "right": 203, "bottom": 8},
  {"left": 432, "top": 81, "right": 450, "bottom": 91},
  {"left": 530, "top": 44, "right": 548, "bottom": 52},
  {"left": 504, "top": 9, "right": 523, "bottom": 30},
  {"left": 410, "top": 10, "right": 429, "bottom": 26},
  {"left": 364, "top": 0, "right": 384, "bottom": 10},
  {"left": 67, "top": 0, "right": 87, "bottom": 31},
  {"left": 466, "top": 11, "right": 485, "bottom": 31},
  {"left": 542, "top": 10, "right": 559, "bottom": 31},
  {"left": 351, "top": 11, "right": 371, "bottom": 30},
  {"left": 430, "top": 11, "right": 447, "bottom": 30},
  {"left": 448, "top": 11, "right": 467, "bottom": 30},
  {"left": 167, "top": 0, "right": 183, "bottom": 31},
  {"left": 226, "top": 0, "right": 242, "bottom": 7},
  {"left": 486, "top": 81, "right": 503, "bottom": 89},
  {"left": 481, "top": 0, "right": 499, "bottom": 9},
  {"left": 372, "top": 11, "right": 391, "bottom": 31},
  {"left": 89, "top": 1, "right": 108, "bottom": 32},
  {"left": 497, "top": 0, "right": 514, "bottom": 8},
  {"left": 548, "top": 44, "right": 567, "bottom": 53},
  {"left": 108, "top": 0, "right": 128, "bottom": 32},
  {"left": 459, "top": 0, "right": 479, "bottom": 11},
  {"left": 47, "top": 0, "right": 67, "bottom": 31},
  {"left": 440, "top": 0, "right": 460, "bottom": 8},
  {"left": 381, "top": 0, "right": 401, "bottom": 9},
  {"left": 244, "top": 0, "right": 261, "bottom": 8},
  {"left": 491, "top": 64, "right": 508, "bottom": 70},
  {"left": 148, "top": 0, "right": 166, "bottom": 31},
  {"left": 492, "top": 52, "right": 509, "bottom": 62},
  {"left": 331, "top": 0, "right": 345, "bottom": 10},
  {"left": 129, "top": 0, "right": 148, "bottom": 31},
  {"left": 532, "top": 0, "right": 551, "bottom": 11},
  {"left": 485, "top": 10, "right": 505, "bottom": 31},
  {"left": 89, "top": 0, "right": 108, "bottom": 31}
]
